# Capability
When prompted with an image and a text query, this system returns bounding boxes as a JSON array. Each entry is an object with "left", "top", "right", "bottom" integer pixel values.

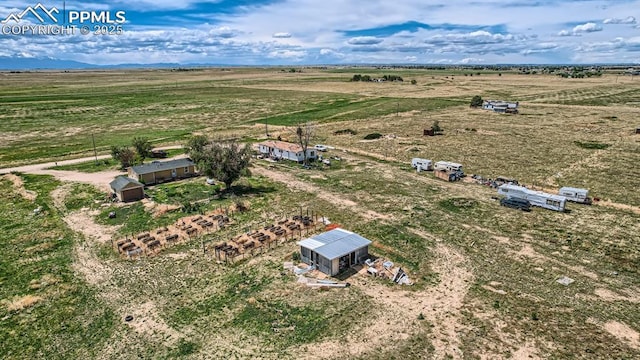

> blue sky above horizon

[{"left": 1, "top": 0, "right": 639, "bottom": 65}]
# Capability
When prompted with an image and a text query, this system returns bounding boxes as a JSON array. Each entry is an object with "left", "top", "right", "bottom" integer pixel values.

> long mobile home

[{"left": 498, "top": 184, "right": 567, "bottom": 212}]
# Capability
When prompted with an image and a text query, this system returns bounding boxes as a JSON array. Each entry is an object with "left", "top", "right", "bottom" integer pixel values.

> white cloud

[
  {"left": 458, "top": 57, "right": 483, "bottom": 64},
  {"left": 272, "top": 32, "right": 292, "bottom": 38},
  {"left": 404, "top": 55, "right": 417, "bottom": 62},
  {"left": 573, "top": 22, "right": 603, "bottom": 33},
  {"left": 603, "top": 16, "right": 637, "bottom": 24},
  {"left": 267, "top": 49, "right": 307, "bottom": 59},
  {"left": 347, "top": 36, "right": 384, "bottom": 45},
  {"left": 558, "top": 30, "right": 572, "bottom": 37}
]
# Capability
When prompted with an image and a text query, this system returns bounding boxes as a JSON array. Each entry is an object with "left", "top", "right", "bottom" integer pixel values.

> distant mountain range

[
  {"left": 0, "top": 56, "right": 185, "bottom": 70},
  {"left": 0, "top": 56, "right": 638, "bottom": 71}
]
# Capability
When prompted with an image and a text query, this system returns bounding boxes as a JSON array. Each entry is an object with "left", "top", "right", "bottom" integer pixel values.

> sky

[{"left": 0, "top": 0, "right": 639, "bottom": 65}]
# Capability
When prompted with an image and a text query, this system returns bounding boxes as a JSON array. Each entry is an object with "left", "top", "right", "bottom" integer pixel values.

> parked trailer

[
  {"left": 411, "top": 158, "right": 433, "bottom": 171},
  {"left": 497, "top": 184, "right": 567, "bottom": 212},
  {"left": 434, "top": 161, "right": 463, "bottom": 173},
  {"left": 558, "top": 187, "right": 592, "bottom": 204}
]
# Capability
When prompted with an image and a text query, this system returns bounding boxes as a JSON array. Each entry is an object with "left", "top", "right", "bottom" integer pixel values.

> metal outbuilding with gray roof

[{"left": 298, "top": 228, "right": 372, "bottom": 276}]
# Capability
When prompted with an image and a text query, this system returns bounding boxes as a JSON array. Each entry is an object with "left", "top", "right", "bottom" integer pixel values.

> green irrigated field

[{"left": 1, "top": 68, "right": 639, "bottom": 359}]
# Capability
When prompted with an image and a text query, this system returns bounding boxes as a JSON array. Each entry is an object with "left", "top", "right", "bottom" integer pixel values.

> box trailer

[
  {"left": 411, "top": 158, "right": 433, "bottom": 171},
  {"left": 434, "top": 170, "right": 461, "bottom": 182},
  {"left": 498, "top": 184, "right": 567, "bottom": 212},
  {"left": 558, "top": 187, "right": 592, "bottom": 204},
  {"left": 434, "top": 161, "right": 463, "bottom": 173}
]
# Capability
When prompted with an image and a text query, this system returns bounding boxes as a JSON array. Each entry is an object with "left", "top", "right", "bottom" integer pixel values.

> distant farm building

[
  {"left": 109, "top": 176, "right": 144, "bottom": 202},
  {"left": 128, "top": 158, "right": 197, "bottom": 185},
  {"left": 483, "top": 100, "right": 519, "bottom": 114},
  {"left": 258, "top": 140, "right": 317, "bottom": 163},
  {"left": 298, "top": 228, "right": 372, "bottom": 276}
]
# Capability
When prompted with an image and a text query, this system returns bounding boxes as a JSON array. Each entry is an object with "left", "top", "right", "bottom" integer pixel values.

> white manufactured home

[
  {"left": 558, "top": 187, "right": 592, "bottom": 204},
  {"left": 498, "top": 184, "right": 567, "bottom": 212},
  {"left": 258, "top": 140, "right": 317, "bottom": 163},
  {"left": 434, "top": 161, "right": 463, "bottom": 172},
  {"left": 411, "top": 158, "right": 433, "bottom": 171}
]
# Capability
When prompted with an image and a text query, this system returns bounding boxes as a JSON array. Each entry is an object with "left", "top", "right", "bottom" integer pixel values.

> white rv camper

[
  {"left": 434, "top": 161, "right": 463, "bottom": 172},
  {"left": 498, "top": 184, "right": 567, "bottom": 212},
  {"left": 411, "top": 158, "right": 433, "bottom": 171},
  {"left": 558, "top": 187, "right": 592, "bottom": 204}
]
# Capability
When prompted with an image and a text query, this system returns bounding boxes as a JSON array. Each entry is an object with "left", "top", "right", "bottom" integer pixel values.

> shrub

[
  {"left": 363, "top": 133, "right": 383, "bottom": 140},
  {"left": 574, "top": 141, "right": 610, "bottom": 150}
]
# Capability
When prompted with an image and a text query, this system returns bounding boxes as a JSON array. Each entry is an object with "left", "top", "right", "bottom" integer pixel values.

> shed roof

[
  {"left": 110, "top": 176, "right": 143, "bottom": 192},
  {"left": 130, "top": 158, "right": 195, "bottom": 175},
  {"left": 259, "top": 140, "right": 303, "bottom": 153},
  {"left": 298, "top": 228, "right": 372, "bottom": 261}
]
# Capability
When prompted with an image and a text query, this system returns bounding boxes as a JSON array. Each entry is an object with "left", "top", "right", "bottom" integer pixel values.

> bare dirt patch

[
  {"left": 125, "top": 301, "right": 183, "bottom": 343},
  {"left": 603, "top": 320, "right": 640, "bottom": 349},
  {"left": 594, "top": 288, "right": 640, "bottom": 303},
  {"left": 3, "top": 295, "right": 42, "bottom": 311},
  {"left": 2, "top": 173, "right": 37, "bottom": 201}
]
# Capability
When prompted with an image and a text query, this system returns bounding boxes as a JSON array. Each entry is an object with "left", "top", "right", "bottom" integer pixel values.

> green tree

[
  {"left": 185, "top": 135, "right": 210, "bottom": 163},
  {"left": 132, "top": 136, "right": 152, "bottom": 164},
  {"left": 470, "top": 95, "right": 483, "bottom": 108},
  {"left": 110, "top": 145, "right": 136, "bottom": 169},
  {"left": 411, "top": 79, "right": 417, "bottom": 85},
  {"left": 198, "top": 141, "right": 251, "bottom": 191}
]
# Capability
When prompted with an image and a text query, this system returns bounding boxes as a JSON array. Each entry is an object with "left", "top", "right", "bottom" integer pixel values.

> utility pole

[
  {"left": 265, "top": 118, "right": 268, "bottom": 137},
  {"left": 396, "top": 102, "right": 399, "bottom": 117},
  {"left": 91, "top": 133, "right": 98, "bottom": 164}
]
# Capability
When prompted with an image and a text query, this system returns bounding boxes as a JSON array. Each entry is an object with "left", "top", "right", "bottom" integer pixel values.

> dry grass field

[{"left": 1, "top": 68, "right": 639, "bottom": 359}]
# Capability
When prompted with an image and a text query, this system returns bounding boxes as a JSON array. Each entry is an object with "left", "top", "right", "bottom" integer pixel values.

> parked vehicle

[
  {"left": 558, "top": 187, "right": 592, "bottom": 204},
  {"left": 411, "top": 158, "right": 433, "bottom": 171},
  {"left": 151, "top": 149, "right": 168, "bottom": 158},
  {"left": 434, "top": 161, "right": 463, "bottom": 173},
  {"left": 314, "top": 144, "right": 328, "bottom": 152},
  {"left": 500, "top": 197, "right": 531, "bottom": 211},
  {"left": 498, "top": 184, "right": 566, "bottom": 212},
  {"left": 495, "top": 176, "right": 518, "bottom": 186}
]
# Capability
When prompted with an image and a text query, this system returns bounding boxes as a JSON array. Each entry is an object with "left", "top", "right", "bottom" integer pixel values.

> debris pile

[{"left": 364, "top": 258, "right": 412, "bottom": 285}]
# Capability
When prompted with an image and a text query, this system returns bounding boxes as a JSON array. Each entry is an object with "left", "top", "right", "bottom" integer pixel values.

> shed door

[
  {"left": 121, "top": 187, "right": 143, "bottom": 202},
  {"left": 171, "top": 169, "right": 177, "bottom": 178}
]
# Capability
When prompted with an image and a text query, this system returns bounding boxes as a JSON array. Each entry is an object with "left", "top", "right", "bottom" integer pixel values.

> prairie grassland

[{"left": 1, "top": 69, "right": 639, "bottom": 359}]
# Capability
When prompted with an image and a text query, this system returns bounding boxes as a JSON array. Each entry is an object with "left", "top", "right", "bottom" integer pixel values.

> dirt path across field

[
  {"left": 253, "top": 165, "right": 391, "bottom": 221},
  {"left": 0, "top": 145, "right": 186, "bottom": 192}
]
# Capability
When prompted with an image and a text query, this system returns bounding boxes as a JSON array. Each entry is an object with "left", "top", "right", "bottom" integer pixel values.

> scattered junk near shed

[
  {"left": 128, "top": 158, "right": 197, "bottom": 185},
  {"left": 482, "top": 100, "right": 519, "bottom": 114},
  {"left": 558, "top": 187, "right": 592, "bottom": 205},
  {"left": 495, "top": 176, "right": 518, "bottom": 186},
  {"left": 298, "top": 228, "right": 372, "bottom": 276},
  {"left": 556, "top": 276, "right": 575, "bottom": 286},
  {"left": 498, "top": 184, "right": 567, "bottom": 212},
  {"left": 109, "top": 176, "right": 145, "bottom": 202},
  {"left": 635, "top": 127, "right": 640, "bottom": 134},
  {"left": 411, "top": 158, "right": 433, "bottom": 172},
  {"left": 364, "top": 258, "right": 412, "bottom": 285},
  {"left": 423, "top": 128, "right": 435, "bottom": 136}
]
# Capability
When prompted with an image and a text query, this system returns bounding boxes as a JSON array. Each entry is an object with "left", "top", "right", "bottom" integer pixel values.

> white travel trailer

[
  {"left": 558, "top": 187, "right": 592, "bottom": 204},
  {"left": 411, "top": 158, "right": 433, "bottom": 171},
  {"left": 434, "top": 161, "right": 463, "bottom": 172},
  {"left": 498, "top": 184, "right": 567, "bottom": 212}
]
